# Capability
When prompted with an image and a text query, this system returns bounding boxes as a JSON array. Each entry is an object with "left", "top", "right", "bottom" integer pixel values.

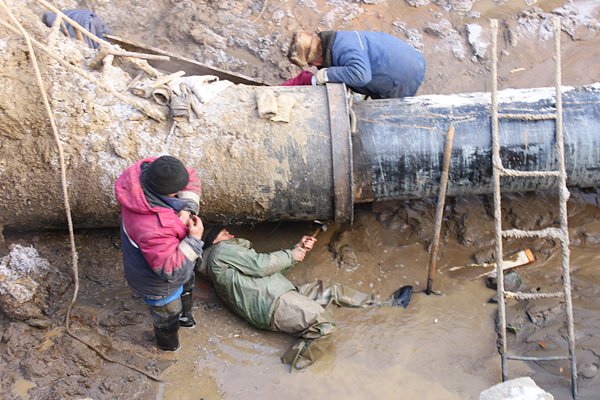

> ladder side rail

[
  {"left": 489, "top": 19, "right": 509, "bottom": 382},
  {"left": 553, "top": 16, "right": 578, "bottom": 399},
  {"left": 490, "top": 17, "right": 577, "bottom": 398}
]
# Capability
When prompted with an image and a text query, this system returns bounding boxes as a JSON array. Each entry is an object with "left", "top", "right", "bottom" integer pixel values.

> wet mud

[
  {"left": 2, "top": 189, "right": 600, "bottom": 399},
  {"left": 2, "top": 0, "right": 600, "bottom": 399}
]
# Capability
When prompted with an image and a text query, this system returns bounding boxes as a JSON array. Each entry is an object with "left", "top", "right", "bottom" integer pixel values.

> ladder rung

[
  {"left": 507, "top": 355, "right": 570, "bottom": 361},
  {"left": 498, "top": 113, "right": 556, "bottom": 121},
  {"left": 491, "top": 18, "right": 578, "bottom": 399},
  {"left": 502, "top": 227, "right": 562, "bottom": 240},
  {"left": 500, "top": 169, "right": 561, "bottom": 178},
  {"left": 504, "top": 291, "right": 564, "bottom": 300}
]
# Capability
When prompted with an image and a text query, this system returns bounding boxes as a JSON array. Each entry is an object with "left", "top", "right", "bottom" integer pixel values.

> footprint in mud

[
  {"left": 328, "top": 230, "right": 378, "bottom": 272},
  {"left": 333, "top": 243, "right": 360, "bottom": 271}
]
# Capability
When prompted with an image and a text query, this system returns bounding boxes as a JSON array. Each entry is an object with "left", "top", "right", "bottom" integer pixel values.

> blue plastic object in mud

[{"left": 392, "top": 285, "right": 413, "bottom": 308}]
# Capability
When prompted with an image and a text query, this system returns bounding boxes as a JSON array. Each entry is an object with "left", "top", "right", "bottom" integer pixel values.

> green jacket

[{"left": 200, "top": 238, "right": 296, "bottom": 330}]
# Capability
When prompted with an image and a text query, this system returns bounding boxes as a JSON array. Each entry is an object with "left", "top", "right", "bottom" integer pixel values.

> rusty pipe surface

[{"left": 1, "top": 71, "right": 599, "bottom": 231}]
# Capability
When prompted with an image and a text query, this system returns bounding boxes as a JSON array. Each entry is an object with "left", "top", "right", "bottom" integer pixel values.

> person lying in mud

[
  {"left": 42, "top": 9, "right": 112, "bottom": 49},
  {"left": 115, "top": 156, "right": 204, "bottom": 352},
  {"left": 283, "top": 30, "right": 426, "bottom": 99},
  {"left": 198, "top": 225, "right": 412, "bottom": 371}
]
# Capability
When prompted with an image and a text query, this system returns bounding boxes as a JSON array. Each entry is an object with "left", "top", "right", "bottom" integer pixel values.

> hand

[
  {"left": 187, "top": 215, "right": 204, "bottom": 240},
  {"left": 315, "top": 68, "right": 328, "bottom": 85},
  {"left": 177, "top": 210, "right": 191, "bottom": 225},
  {"left": 281, "top": 70, "right": 315, "bottom": 86},
  {"left": 291, "top": 246, "right": 307, "bottom": 262},
  {"left": 298, "top": 236, "right": 317, "bottom": 250}
]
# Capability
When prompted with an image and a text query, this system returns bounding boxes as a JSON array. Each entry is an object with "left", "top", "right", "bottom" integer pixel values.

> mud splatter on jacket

[{"left": 200, "top": 238, "right": 296, "bottom": 330}]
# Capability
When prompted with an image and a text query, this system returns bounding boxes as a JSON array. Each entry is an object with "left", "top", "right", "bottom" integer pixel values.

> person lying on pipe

[
  {"left": 198, "top": 225, "right": 411, "bottom": 371},
  {"left": 283, "top": 30, "right": 426, "bottom": 100},
  {"left": 115, "top": 156, "right": 204, "bottom": 352}
]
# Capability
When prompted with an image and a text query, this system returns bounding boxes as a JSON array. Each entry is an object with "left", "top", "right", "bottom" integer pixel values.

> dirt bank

[{"left": 1, "top": 0, "right": 600, "bottom": 399}]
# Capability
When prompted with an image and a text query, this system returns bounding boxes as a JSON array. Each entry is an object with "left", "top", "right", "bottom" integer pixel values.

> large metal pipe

[
  {"left": 0, "top": 79, "right": 599, "bottom": 231},
  {"left": 0, "top": 84, "right": 351, "bottom": 230},
  {"left": 353, "top": 83, "right": 600, "bottom": 202}
]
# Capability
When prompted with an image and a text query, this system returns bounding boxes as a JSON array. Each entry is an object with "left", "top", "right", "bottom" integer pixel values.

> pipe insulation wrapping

[{"left": 352, "top": 83, "right": 600, "bottom": 202}]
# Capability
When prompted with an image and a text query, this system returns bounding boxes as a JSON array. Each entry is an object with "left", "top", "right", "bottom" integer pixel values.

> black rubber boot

[
  {"left": 155, "top": 316, "right": 181, "bottom": 352},
  {"left": 179, "top": 291, "right": 197, "bottom": 328}
]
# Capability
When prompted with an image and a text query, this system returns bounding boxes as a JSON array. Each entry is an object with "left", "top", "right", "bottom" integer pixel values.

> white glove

[
  {"left": 315, "top": 68, "right": 329, "bottom": 85},
  {"left": 257, "top": 90, "right": 278, "bottom": 119},
  {"left": 270, "top": 95, "right": 297, "bottom": 123}
]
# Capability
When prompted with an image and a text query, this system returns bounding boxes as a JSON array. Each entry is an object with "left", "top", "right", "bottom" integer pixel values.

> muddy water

[
  {"left": 5, "top": 192, "right": 599, "bottom": 399},
  {"left": 149, "top": 189, "right": 600, "bottom": 400},
  {"left": 158, "top": 213, "right": 501, "bottom": 400}
]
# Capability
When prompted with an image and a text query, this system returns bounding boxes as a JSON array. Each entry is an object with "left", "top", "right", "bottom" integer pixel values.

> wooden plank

[
  {"left": 448, "top": 249, "right": 535, "bottom": 280},
  {"left": 104, "top": 34, "right": 267, "bottom": 86}
]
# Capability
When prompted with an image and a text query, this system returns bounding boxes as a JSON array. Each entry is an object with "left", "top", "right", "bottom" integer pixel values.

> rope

[
  {"left": 251, "top": 0, "right": 268, "bottom": 24},
  {"left": 0, "top": 19, "right": 167, "bottom": 122},
  {"left": 0, "top": 3, "right": 165, "bottom": 383},
  {"left": 34, "top": 0, "right": 107, "bottom": 47}
]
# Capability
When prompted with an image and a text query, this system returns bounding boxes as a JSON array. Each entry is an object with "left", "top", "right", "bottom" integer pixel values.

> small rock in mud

[
  {"left": 580, "top": 362, "right": 600, "bottom": 379},
  {"left": 373, "top": 200, "right": 409, "bottom": 231},
  {"left": 486, "top": 272, "right": 526, "bottom": 294},
  {"left": 451, "top": 196, "right": 494, "bottom": 247},
  {"left": 0, "top": 245, "right": 69, "bottom": 322},
  {"left": 330, "top": 236, "right": 360, "bottom": 271},
  {"left": 466, "top": 23, "right": 489, "bottom": 59},
  {"left": 526, "top": 295, "right": 564, "bottom": 326},
  {"left": 495, "top": 300, "right": 526, "bottom": 335},
  {"left": 505, "top": 271, "right": 527, "bottom": 292},
  {"left": 472, "top": 248, "right": 493, "bottom": 264},
  {"left": 26, "top": 318, "right": 51, "bottom": 329},
  {"left": 479, "top": 377, "right": 553, "bottom": 400},
  {"left": 424, "top": 19, "right": 455, "bottom": 38}
]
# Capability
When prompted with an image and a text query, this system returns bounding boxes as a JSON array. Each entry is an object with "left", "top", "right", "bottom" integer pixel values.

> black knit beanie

[
  {"left": 202, "top": 225, "right": 227, "bottom": 250},
  {"left": 145, "top": 156, "right": 189, "bottom": 195}
]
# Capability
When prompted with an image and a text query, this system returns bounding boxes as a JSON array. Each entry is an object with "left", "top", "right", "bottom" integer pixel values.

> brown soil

[{"left": 1, "top": 0, "right": 600, "bottom": 399}]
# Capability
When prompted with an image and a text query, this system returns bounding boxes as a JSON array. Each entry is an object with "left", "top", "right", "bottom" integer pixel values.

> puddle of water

[
  {"left": 37, "top": 327, "right": 65, "bottom": 352},
  {"left": 12, "top": 379, "right": 36, "bottom": 400}
]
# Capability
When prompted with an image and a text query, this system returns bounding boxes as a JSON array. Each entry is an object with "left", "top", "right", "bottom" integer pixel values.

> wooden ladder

[{"left": 489, "top": 17, "right": 577, "bottom": 399}]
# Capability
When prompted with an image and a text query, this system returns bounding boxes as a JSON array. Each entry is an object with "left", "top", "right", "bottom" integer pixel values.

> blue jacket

[
  {"left": 42, "top": 10, "right": 111, "bottom": 49},
  {"left": 325, "top": 31, "right": 426, "bottom": 99}
]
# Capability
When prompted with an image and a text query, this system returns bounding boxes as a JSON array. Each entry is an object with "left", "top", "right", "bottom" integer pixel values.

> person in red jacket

[{"left": 115, "top": 156, "right": 204, "bottom": 351}]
